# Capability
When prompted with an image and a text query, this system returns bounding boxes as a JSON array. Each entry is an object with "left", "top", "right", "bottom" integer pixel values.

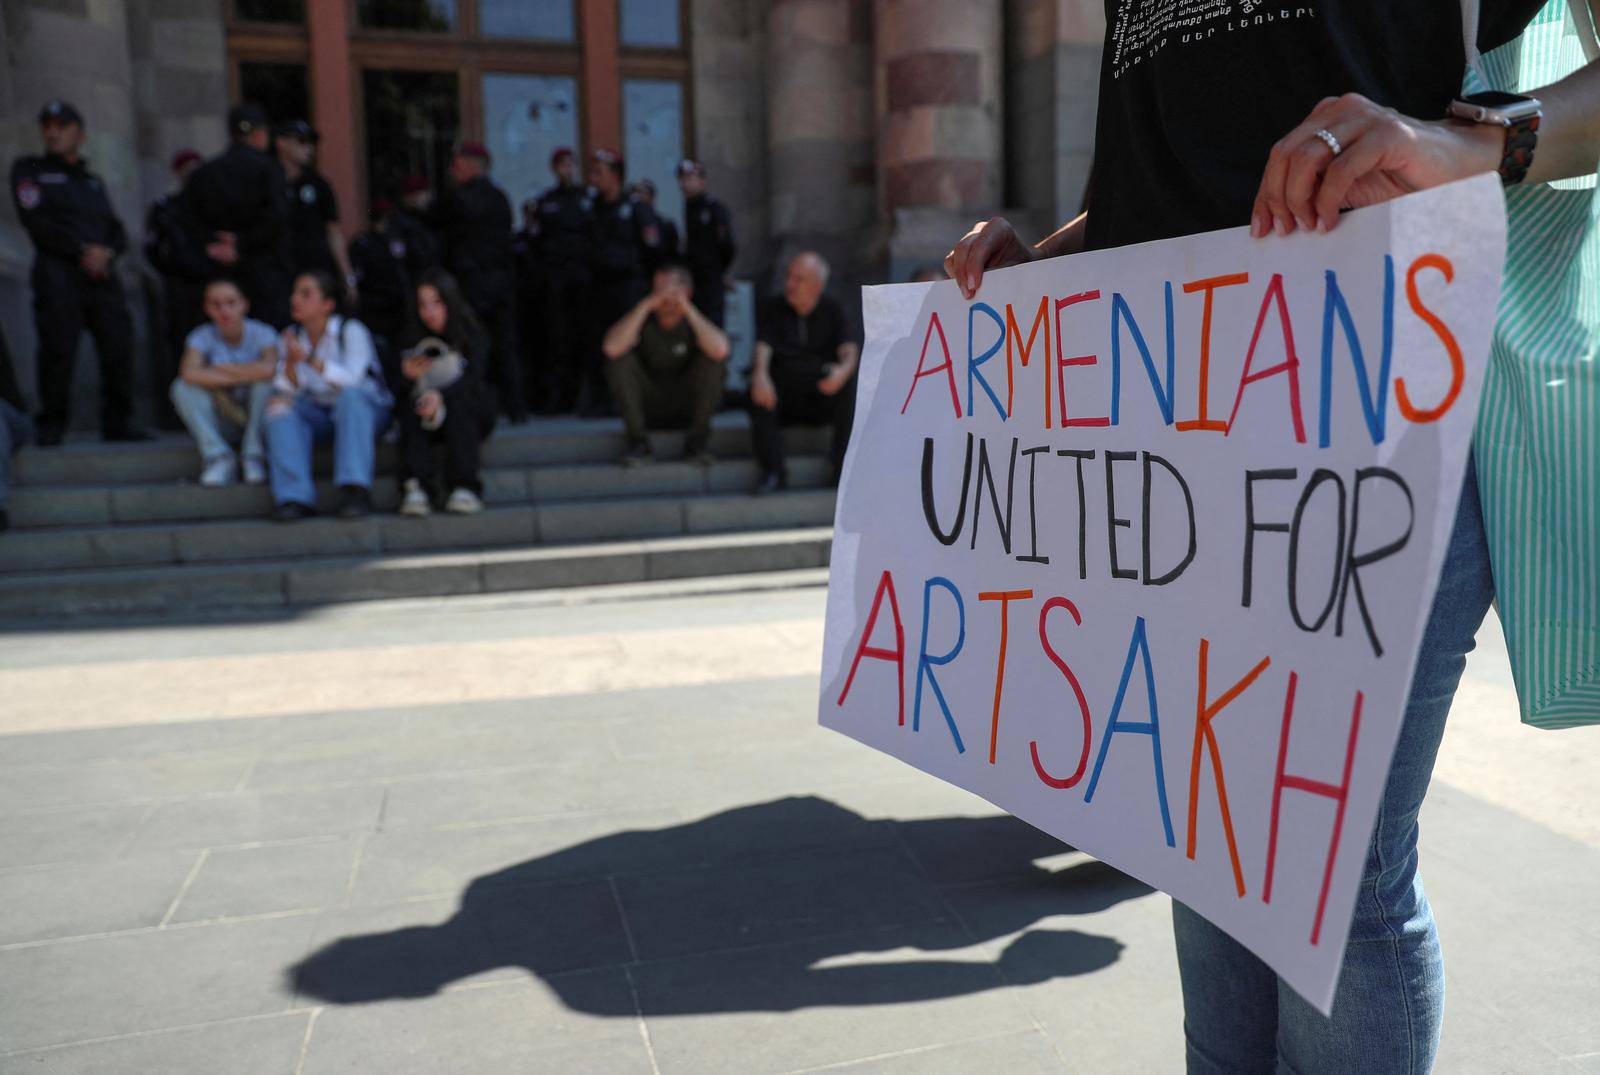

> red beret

[
  {"left": 456, "top": 141, "right": 490, "bottom": 162},
  {"left": 550, "top": 146, "right": 574, "bottom": 167},
  {"left": 171, "top": 148, "right": 202, "bottom": 172},
  {"left": 399, "top": 175, "right": 429, "bottom": 194}
]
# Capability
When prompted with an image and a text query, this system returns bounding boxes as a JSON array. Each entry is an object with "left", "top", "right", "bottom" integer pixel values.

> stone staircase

[{"left": 0, "top": 414, "right": 837, "bottom": 619}]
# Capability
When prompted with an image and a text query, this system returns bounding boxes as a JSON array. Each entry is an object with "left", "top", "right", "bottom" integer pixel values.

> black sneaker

[
  {"left": 753, "top": 471, "right": 788, "bottom": 496},
  {"left": 683, "top": 438, "right": 717, "bottom": 466},
  {"left": 273, "top": 501, "right": 315, "bottom": 523},
  {"left": 619, "top": 439, "right": 654, "bottom": 467},
  {"left": 103, "top": 427, "right": 152, "bottom": 443},
  {"left": 336, "top": 485, "right": 372, "bottom": 519}
]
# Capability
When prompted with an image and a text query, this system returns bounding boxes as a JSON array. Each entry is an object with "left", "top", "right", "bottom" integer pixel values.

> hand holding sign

[{"left": 819, "top": 176, "right": 1506, "bottom": 1014}]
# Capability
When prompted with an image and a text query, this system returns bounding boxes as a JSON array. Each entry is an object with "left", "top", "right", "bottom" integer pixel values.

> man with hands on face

[
  {"left": 942, "top": 3, "right": 1600, "bottom": 1072},
  {"left": 748, "top": 251, "right": 858, "bottom": 495},
  {"left": 601, "top": 262, "right": 729, "bottom": 467},
  {"left": 10, "top": 100, "right": 148, "bottom": 446}
]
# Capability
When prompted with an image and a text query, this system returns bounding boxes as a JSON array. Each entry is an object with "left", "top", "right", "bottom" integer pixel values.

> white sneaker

[
  {"left": 399, "top": 479, "right": 431, "bottom": 517},
  {"left": 199, "top": 456, "right": 236, "bottom": 488},
  {"left": 241, "top": 456, "right": 268, "bottom": 486},
  {"left": 445, "top": 487, "right": 483, "bottom": 514}
]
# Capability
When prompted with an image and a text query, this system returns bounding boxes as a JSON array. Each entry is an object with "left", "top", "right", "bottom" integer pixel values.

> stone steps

[{"left": 0, "top": 528, "right": 835, "bottom": 619}]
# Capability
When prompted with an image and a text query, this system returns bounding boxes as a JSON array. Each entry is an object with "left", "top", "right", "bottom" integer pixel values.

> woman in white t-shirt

[
  {"left": 168, "top": 278, "right": 278, "bottom": 487},
  {"left": 263, "top": 270, "right": 393, "bottom": 522}
]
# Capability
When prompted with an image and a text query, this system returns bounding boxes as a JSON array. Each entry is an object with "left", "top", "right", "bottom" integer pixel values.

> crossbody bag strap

[
  {"left": 1461, "top": 0, "right": 1488, "bottom": 81},
  {"left": 1568, "top": 0, "right": 1600, "bottom": 61}
]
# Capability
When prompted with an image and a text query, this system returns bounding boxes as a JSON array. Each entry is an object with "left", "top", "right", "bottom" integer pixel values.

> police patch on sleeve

[
  {"left": 15, "top": 180, "right": 41, "bottom": 210},
  {"left": 300, "top": 184, "right": 318, "bottom": 204}
]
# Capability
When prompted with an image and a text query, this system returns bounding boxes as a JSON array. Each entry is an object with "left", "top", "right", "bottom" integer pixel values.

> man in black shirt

[
  {"left": 942, "top": 3, "right": 1596, "bottom": 1070},
  {"left": 183, "top": 104, "right": 291, "bottom": 328},
  {"left": 585, "top": 148, "right": 663, "bottom": 417},
  {"left": 275, "top": 120, "right": 355, "bottom": 296},
  {"left": 678, "top": 159, "right": 736, "bottom": 328},
  {"left": 144, "top": 147, "right": 205, "bottom": 430},
  {"left": 431, "top": 142, "right": 524, "bottom": 423},
  {"left": 748, "top": 251, "right": 858, "bottom": 494},
  {"left": 601, "top": 262, "right": 729, "bottom": 466},
  {"left": 349, "top": 198, "right": 429, "bottom": 354},
  {"left": 9, "top": 100, "right": 147, "bottom": 445},
  {"left": 532, "top": 147, "right": 593, "bottom": 414}
]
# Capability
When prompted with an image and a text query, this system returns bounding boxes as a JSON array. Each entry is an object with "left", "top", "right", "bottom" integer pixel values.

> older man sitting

[
  {"left": 601, "top": 262, "right": 730, "bottom": 466},
  {"left": 748, "top": 251, "right": 859, "bottom": 494}
]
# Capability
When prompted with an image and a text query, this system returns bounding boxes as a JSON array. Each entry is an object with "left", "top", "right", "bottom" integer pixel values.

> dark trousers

[
  {"left": 604, "top": 350, "right": 725, "bottom": 446},
  {"left": 539, "top": 275, "right": 588, "bottom": 413},
  {"left": 154, "top": 274, "right": 204, "bottom": 429},
  {"left": 473, "top": 297, "right": 525, "bottom": 423},
  {"left": 692, "top": 274, "right": 725, "bottom": 328},
  {"left": 31, "top": 259, "right": 137, "bottom": 435},
  {"left": 749, "top": 364, "right": 856, "bottom": 480},
  {"left": 397, "top": 383, "right": 494, "bottom": 496}
]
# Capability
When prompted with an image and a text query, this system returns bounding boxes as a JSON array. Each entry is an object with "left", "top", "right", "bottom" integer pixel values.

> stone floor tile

[
  {"left": 0, "top": 915, "right": 317, "bottom": 1052},
  {"left": 797, "top": 1029, "right": 1066, "bottom": 1074},
  {"left": 0, "top": 1011, "right": 310, "bottom": 1074},
  {"left": 0, "top": 803, "right": 147, "bottom": 869},
  {"left": 0, "top": 751, "right": 255, "bottom": 812},
  {"left": 169, "top": 839, "right": 360, "bottom": 923},
  {"left": 126, "top": 786, "right": 386, "bottom": 853},
  {"left": 0, "top": 851, "right": 199, "bottom": 944}
]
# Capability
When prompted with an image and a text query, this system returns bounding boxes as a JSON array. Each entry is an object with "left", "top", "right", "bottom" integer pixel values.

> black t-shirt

[
  {"left": 1085, "top": 1, "right": 1546, "bottom": 250},
  {"left": 757, "top": 292, "right": 857, "bottom": 377},
  {"left": 285, "top": 169, "right": 339, "bottom": 274}
]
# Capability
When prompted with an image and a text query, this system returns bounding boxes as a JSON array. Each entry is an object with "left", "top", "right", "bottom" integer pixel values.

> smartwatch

[{"left": 1447, "top": 91, "right": 1542, "bottom": 186}]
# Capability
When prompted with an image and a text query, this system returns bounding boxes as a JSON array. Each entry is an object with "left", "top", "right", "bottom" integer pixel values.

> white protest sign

[{"left": 819, "top": 176, "right": 1506, "bottom": 1012}]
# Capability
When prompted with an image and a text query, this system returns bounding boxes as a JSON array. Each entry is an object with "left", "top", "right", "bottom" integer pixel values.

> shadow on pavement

[{"left": 289, "top": 796, "right": 1152, "bottom": 1014}]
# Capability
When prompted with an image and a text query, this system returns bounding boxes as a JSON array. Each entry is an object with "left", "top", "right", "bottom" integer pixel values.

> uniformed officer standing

[
  {"left": 678, "top": 159, "right": 736, "bottom": 328},
  {"left": 391, "top": 175, "right": 441, "bottom": 274},
  {"left": 349, "top": 198, "right": 429, "bottom": 356},
  {"left": 182, "top": 104, "right": 291, "bottom": 328},
  {"left": 531, "top": 147, "right": 593, "bottom": 415},
  {"left": 430, "top": 143, "right": 524, "bottom": 423},
  {"left": 585, "top": 149, "right": 661, "bottom": 416},
  {"left": 511, "top": 198, "right": 547, "bottom": 413},
  {"left": 144, "top": 148, "right": 205, "bottom": 430},
  {"left": 629, "top": 179, "right": 680, "bottom": 269},
  {"left": 275, "top": 120, "right": 356, "bottom": 299},
  {"left": 9, "top": 101, "right": 148, "bottom": 445}
]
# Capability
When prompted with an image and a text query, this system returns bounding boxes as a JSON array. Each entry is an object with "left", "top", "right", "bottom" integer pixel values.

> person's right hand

[
  {"left": 78, "top": 244, "right": 112, "bottom": 279},
  {"left": 401, "top": 354, "right": 432, "bottom": 381},
  {"left": 282, "top": 330, "right": 308, "bottom": 366},
  {"left": 416, "top": 390, "right": 443, "bottom": 420},
  {"left": 750, "top": 371, "right": 777, "bottom": 411},
  {"left": 944, "top": 216, "right": 1037, "bottom": 300}
]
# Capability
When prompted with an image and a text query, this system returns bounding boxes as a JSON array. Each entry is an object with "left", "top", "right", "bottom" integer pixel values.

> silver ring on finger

[{"left": 1313, "top": 128, "right": 1343, "bottom": 157}]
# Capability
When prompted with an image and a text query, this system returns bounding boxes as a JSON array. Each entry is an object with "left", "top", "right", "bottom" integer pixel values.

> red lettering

[
  {"left": 901, "top": 311, "right": 963, "bottom": 419},
  {"left": 1186, "top": 640, "right": 1271, "bottom": 898},
  {"left": 837, "top": 570, "right": 907, "bottom": 726},
  {"left": 1395, "top": 254, "right": 1464, "bottom": 424},
  {"left": 1005, "top": 297, "right": 1053, "bottom": 427},
  {"left": 1176, "top": 272, "right": 1249, "bottom": 433},
  {"left": 1261, "top": 673, "right": 1363, "bottom": 946},
  {"left": 979, "top": 589, "right": 1035, "bottom": 764},
  {"left": 1053, "top": 291, "right": 1108, "bottom": 428},
  {"left": 1226, "top": 273, "right": 1307, "bottom": 442},
  {"left": 1032, "top": 597, "right": 1093, "bottom": 789}
]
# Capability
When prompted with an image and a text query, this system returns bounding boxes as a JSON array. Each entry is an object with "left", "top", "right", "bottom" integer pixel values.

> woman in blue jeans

[
  {"left": 945, "top": 3, "right": 1600, "bottom": 1069},
  {"left": 265, "top": 270, "right": 393, "bottom": 522}
]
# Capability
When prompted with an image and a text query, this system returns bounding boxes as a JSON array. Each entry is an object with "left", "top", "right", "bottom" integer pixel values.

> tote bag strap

[{"left": 1461, "top": 0, "right": 1487, "bottom": 81}]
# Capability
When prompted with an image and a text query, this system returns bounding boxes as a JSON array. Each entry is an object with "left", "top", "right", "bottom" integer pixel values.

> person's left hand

[
  {"left": 1253, "top": 92, "right": 1503, "bottom": 237},
  {"left": 817, "top": 363, "right": 850, "bottom": 397},
  {"left": 401, "top": 354, "right": 432, "bottom": 381},
  {"left": 416, "top": 389, "right": 443, "bottom": 420}
]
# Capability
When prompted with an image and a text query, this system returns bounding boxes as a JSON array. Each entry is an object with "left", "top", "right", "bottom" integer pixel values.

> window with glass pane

[
  {"left": 623, "top": 79, "right": 685, "bottom": 231},
  {"left": 233, "top": 0, "right": 304, "bottom": 22},
  {"left": 621, "top": 0, "right": 680, "bottom": 47},
  {"left": 480, "top": 0, "right": 575, "bottom": 40},
  {"left": 356, "top": 0, "right": 457, "bottom": 32},
  {"left": 362, "top": 69, "right": 461, "bottom": 202},
  {"left": 239, "top": 63, "right": 310, "bottom": 128},
  {"left": 483, "top": 74, "right": 579, "bottom": 208}
]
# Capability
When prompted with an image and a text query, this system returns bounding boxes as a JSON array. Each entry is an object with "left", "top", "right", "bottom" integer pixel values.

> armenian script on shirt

[{"left": 1111, "top": 1, "right": 1321, "bottom": 77}]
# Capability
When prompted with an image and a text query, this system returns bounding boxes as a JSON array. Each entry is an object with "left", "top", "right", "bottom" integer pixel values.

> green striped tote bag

[{"left": 1467, "top": 0, "right": 1600, "bottom": 729}]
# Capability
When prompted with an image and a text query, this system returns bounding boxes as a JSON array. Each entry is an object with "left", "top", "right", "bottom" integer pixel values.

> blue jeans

[
  {"left": 264, "top": 388, "right": 391, "bottom": 507},
  {"left": 169, "top": 379, "right": 272, "bottom": 464},
  {"left": 1173, "top": 458, "right": 1495, "bottom": 1074}
]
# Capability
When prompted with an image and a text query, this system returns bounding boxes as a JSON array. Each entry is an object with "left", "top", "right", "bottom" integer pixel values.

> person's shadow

[{"left": 289, "top": 796, "right": 1152, "bottom": 1015}]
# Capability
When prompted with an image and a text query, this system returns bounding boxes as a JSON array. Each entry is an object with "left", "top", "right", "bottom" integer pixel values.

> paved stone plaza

[{"left": 0, "top": 586, "right": 1596, "bottom": 1073}]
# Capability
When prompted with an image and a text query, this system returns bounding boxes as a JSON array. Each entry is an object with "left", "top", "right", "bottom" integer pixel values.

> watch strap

[{"left": 1499, "top": 112, "right": 1541, "bottom": 187}]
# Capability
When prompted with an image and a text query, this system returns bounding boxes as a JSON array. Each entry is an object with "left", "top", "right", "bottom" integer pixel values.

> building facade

[{"left": 0, "top": 0, "right": 1102, "bottom": 426}]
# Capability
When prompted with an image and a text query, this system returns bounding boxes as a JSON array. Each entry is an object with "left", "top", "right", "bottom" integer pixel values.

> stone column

[
  {"left": 1005, "top": 0, "right": 1103, "bottom": 234},
  {"left": 875, "top": 0, "right": 1003, "bottom": 280},
  {"left": 766, "top": 0, "right": 877, "bottom": 287}
]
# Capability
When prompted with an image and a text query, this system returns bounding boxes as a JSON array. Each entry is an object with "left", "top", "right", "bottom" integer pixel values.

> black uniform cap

[
  {"left": 274, "top": 119, "right": 319, "bottom": 143},
  {"left": 38, "top": 100, "right": 83, "bottom": 126},
  {"left": 228, "top": 104, "right": 269, "bottom": 137}
]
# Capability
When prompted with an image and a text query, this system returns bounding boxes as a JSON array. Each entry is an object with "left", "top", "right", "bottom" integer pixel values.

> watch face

[{"left": 1454, "top": 91, "right": 1542, "bottom": 122}]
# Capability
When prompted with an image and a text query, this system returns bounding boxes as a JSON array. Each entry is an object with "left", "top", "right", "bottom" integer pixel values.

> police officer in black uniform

[
  {"left": 678, "top": 159, "right": 736, "bottom": 328},
  {"left": 182, "top": 104, "right": 291, "bottom": 328},
  {"left": 531, "top": 147, "right": 593, "bottom": 414},
  {"left": 349, "top": 198, "right": 429, "bottom": 356},
  {"left": 430, "top": 142, "right": 524, "bottom": 423},
  {"left": 275, "top": 120, "right": 355, "bottom": 295},
  {"left": 630, "top": 179, "right": 680, "bottom": 269},
  {"left": 511, "top": 197, "right": 548, "bottom": 414},
  {"left": 585, "top": 148, "right": 662, "bottom": 416},
  {"left": 393, "top": 175, "right": 441, "bottom": 272},
  {"left": 143, "top": 148, "right": 205, "bottom": 430},
  {"left": 9, "top": 100, "right": 148, "bottom": 445}
]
